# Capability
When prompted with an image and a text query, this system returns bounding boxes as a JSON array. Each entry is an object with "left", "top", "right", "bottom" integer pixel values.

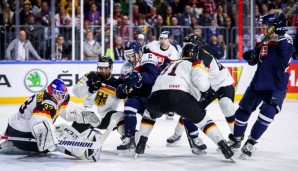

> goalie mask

[
  {"left": 181, "top": 43, "right": 199, "bottom": 61},
  {"left": 47, "top": 79, "right": 68, "bottom": 105}
]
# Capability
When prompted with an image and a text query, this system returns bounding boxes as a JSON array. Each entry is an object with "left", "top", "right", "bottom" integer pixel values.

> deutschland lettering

[{"left": 58, "top": 140, "right": 93, "bottom": 148}]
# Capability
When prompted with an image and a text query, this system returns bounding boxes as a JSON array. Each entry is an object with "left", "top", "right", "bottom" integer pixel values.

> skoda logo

[{"left": 24, "top": 69, "right": 48, "bottom": 93}]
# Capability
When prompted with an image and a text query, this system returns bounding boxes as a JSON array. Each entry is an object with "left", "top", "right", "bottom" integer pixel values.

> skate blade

[
  {"left": 239, "top": 153, "right": 249, "bottom": 160},
  {"left": 134, "top": 153, "right": 138, "bottom": 160},
  {"left": 229, "top": 157, "right": 236, "bottom": 163},
  {"left": 191, "top": 148, "right": 207, "bottom": 155},
  {"left": 166, "top": 140, "right": 181, "bottom": 147},
  {"left": 117, "top": 149, "right": 135, "bottom": 157},
  {"left": 216, "top": 147, "right": 239, "bottom": 153}
]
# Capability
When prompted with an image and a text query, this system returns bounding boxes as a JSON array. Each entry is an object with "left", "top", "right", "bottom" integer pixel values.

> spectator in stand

[
  {"left": 134, "top": 0, "right": 151, "bottom": 15},
  {"left": 75, "top": 6, "right": 81, "bottom": 27},
  {"left": 170, "top": 0, "right": 184, "bottom": 16},
  {"left": 114, "top": 36, "right": 125, "bottom": 60},
  {"left": 261, "top": 3, "right": 269, "bottom": 16},
  {"left": 60, "top": 17, "right": 73, "bottom": 46},
  {"left": 170, "top": 16, "right": 183, "bottom": 45},
  {"left": 6, "top": 30, "right": 42, "bottom": 61},
  {"left": 24, "top": 15, "right": 44, "bottom": 54},
  {"left": 198, "top": 9, "right": 212, "bottom": 26},
  {"left": 13, "top": 2, "right": 33, "bottom": 25},
  {"left": 0, "top": 3, "right": 14, "bottom": 27},
  {"left": 120, "top": 15, "right": 130, "bottom": 43},
  {"left": 205, "top": 34, "right": 224, "bottom": 60},
  {"left": 220, "top": 0, "right": 233, "bottom": 17},
  {"left": 205, "top": 19, "right": 220, "bottom": 42},
  {"left": 145, "top": 6, "right": 158, "bottom": 26},
  {"left": 64, "top": 0, "right": 79, "bottom": 16},
  {"left": 224, "top": 16, "right": 236, "bottom": 59},
  {"left": 268, "top": 0, "right": 282, "bottom": 14},
  {"left": 36, "top": 1, "right": 52, "bottom": 26},
  {"left": 46, "top": 34, "right": 70, "bottom": 60},
  {"left": 154, "top": 15, "right": 165, "bottom": 38},
  {"left": 84, "top": 3, "right": 101, "bottom": 26},
  {"left": 190, "top": 16, "right": 200, "bottom": 30},
  {"left": 163, "top": 5, "right": 174, "bottom": 26},
  {"left": 154, "top": 0, "right": 168, "bottom": 17},
  {"left": 55, "top": 6, "right": 70, "bottom": 26},
  {"left": 83, "top": 30, "right": 101, "bottom": 60},
  {"left": 217, "top": 34, "right": 226, "bottom": 59},
  {"left": 137, "top": 14, "right": 149, "bottom": 26},
  {"left": 133, "top": 4, "right": 141, "bottom": 25},
  {"left": 179, "top": 5, "right": 195, "bottom": 26},
  {"left": 32, "top": 0, "right": 41, "bottom": 16},
  {"left": 137, "top": 34, "right": 146, "bottom": 50},
  {"left": 114, "top": 3, "right": 123, "bottom": 21},
  {"left": 213, "top": 4, "right": 227, "bottom": 27}
]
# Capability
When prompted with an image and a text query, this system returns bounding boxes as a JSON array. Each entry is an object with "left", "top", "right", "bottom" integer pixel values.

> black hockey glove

[
  {"left": 200, "top": 87, "right": 216, "bottom": 109},
  {"left": 272, "top": 13, "right": 287, "bottom": 35},
  {"left": 116, "top": 84, "right": 128, "bottom": 99},
  {"left": 242, "top": 49, "right": 257, "bottom": 61},
  {"left": 86, "top": 72, "right": 102, "bottom": 93},
  {"left": 123, "top": 71, "right": 142, "bottom": 88}
]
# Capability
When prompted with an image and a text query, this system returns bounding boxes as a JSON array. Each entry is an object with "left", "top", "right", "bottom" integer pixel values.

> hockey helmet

[
  {"left": 159, "top": 31, "right": 171, "bottom": 39},
  {"left": 47, "top": 79, "right": 68, "bottom": 104},
  {"left": 141, "top": 53, "right": 158, "bottom": 66},
  {"left": 181, "top": 43, "right": 200, "bottom": 61},
  {"left": 98, "top": 56, "right": 113, "bottom": 69},
  {"left": 124, "top": 41, "right": 142, "bottom": 60}
]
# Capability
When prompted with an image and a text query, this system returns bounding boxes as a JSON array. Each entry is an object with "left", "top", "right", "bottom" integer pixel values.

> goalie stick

[{"left": 257, "top": 2, "right": 298, "bottom": 48}]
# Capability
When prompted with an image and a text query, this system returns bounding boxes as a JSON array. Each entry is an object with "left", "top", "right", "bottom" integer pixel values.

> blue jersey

[
  {"left": 251, "top": 34, "right": 294, "bottom": 90},
  {"left": 129, "top": 63, "right": 159, "bottom": 98}
]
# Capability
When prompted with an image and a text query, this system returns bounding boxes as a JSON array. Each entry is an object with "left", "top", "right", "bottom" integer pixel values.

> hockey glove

[
  {"left": 242, "top": 49, "right": 257, "bottom": 61},
  {"left": 123, "top": 71, "right": 142, "bottom": 88},
  {"left": 116, "top": 84, "right": 128, "bottom": 99},
  {"left": 272, "top": 13, "right": 287, "bottom": 35},
  {"left": 86, "top": 72, "right": 102, "bottom": 93},
  {"left": 200, "top": 87, "right": 216, "bottom": 109}
]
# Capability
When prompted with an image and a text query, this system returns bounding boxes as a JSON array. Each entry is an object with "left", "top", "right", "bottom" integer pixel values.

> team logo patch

[
  {"left": 260, "top": 46, "right": 268, "bottom": 57},
  {"left": 94, "top": 91, "right": 108, "bottom": 106},
  {"left": 24, "top": 69, "right": 48, "bottom": 93}
]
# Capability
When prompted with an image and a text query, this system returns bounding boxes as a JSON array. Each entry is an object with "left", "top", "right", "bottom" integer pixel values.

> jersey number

[
  {"left": 19, "top": 95, "right": 34, "bottom": 114},
  {"left": 161, "top": 61, "right": 183, "bottom": 76}
]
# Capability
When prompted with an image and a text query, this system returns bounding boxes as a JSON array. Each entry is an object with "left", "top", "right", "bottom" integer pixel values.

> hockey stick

[
  {"left": 0, "top": 135, "right": 101, "bottom": 149},
  {"left": 257, "top": 2, "right": 298, "bottom": 48}
]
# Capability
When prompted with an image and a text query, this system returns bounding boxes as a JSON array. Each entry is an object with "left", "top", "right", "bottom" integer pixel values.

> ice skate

[
  {"left": 166, "top": 134, "right": 181, "bottom": 146},
  {"left": 117, "top": 136, "right": 136, "bottom": 156},
  {"left": 189, "top": 137, "right": 207, "bottom": 155},
  {"left": 217, "top": 140, "right": 235, "bottom": 162},
  {"left": 240, "top": 138, "right": 257, "bottom": 159}
]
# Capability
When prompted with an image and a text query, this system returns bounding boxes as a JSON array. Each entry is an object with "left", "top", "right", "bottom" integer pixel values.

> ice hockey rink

[{"left": 0, "top": 101, "right": 298, "bottom": 171}]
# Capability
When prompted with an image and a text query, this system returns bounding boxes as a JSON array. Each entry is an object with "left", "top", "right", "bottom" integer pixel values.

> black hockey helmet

[
  {"left": 184, "top": 33, "right": 202, "bottom": 44},
  {"left": 98, "top": 56, "right": 113, "bottom": 69},
  {"left": 181, "top": 43, "right": 200, "bottom": 61}
]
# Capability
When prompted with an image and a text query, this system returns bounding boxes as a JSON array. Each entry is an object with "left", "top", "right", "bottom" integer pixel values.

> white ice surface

[{"left": 0, "top": 101, "right": 298, "bottom": 171}]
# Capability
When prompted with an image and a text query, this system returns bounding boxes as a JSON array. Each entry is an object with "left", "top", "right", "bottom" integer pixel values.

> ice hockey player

[
  {"left": 72, "top": 56, "right": 125, "bottom": 148},
  {"left": 228, "top": 13, "right": 294, "bottom": 159},
  {"left": 144, "top": 43, "right": 234, "bottom": 160},
  {"left": 167, "top": 33, "right": 236, "bottom": 153},
  {"left": 144, "top": 31, "right": 180, "bottom": 120},
  {"left": 116, "top": 53, "right": 159, "bottom": 154},
  {"left": 120, "top": 41, "right": 142, "bottom": 78},
  {"left": 0, "top": 79, "right": 101, "bottom": 161}
]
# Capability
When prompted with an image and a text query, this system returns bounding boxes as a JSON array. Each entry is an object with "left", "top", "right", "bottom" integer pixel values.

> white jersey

[
  {"left": 8, "top": 91, "right": 72, "bottom": 133},
  {"left": 152, "top": 60, "right": 210, "bottom": 101},
  {"left": 200, "top": 49, "right": 234, "bottom": 91},
  {"left": 73, "top": 72, "right": 120, "bottom": 118},
  {"left": 120, "top": 61, "right": 141, "bottom": 78},
  {"left": 145, "top": 41, "right": 179, "bottom": 68}
]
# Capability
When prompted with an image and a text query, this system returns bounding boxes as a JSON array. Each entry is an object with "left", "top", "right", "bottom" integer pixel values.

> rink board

[{"left": 0, "top": 60, "right": 297, "bottom": 104}]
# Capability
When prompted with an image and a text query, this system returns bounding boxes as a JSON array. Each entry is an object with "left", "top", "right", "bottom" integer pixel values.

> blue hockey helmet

[
  {"left": 124, "top": 41, "right": 141, "bottom": 60},
  {"left": 47, "top": 79, "right": 68, "bottom": 104}
]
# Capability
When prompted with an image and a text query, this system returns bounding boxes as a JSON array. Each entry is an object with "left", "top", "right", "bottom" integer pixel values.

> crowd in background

[{"left": 0, "top": 0, "right": 297, "bottom": 61}]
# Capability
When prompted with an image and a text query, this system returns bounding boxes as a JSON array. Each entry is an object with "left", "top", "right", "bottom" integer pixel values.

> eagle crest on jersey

[{"left": 94, "top": 91, "right": 108, "bottom": 106}]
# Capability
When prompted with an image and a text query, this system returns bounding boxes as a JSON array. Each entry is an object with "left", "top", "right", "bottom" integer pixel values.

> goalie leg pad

[{"left": 32, "top": 120, "right": 58, "bottom": 152}]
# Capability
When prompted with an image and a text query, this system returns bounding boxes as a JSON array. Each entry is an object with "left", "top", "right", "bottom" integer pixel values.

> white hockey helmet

[{"left": 141, "top": 53, "right": 158, "bottom": 66}]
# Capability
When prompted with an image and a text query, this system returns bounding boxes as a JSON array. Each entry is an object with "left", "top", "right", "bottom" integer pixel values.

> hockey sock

[
  {"left": 225, "top": 115, "right": 235, "bottom": 133},
  {"left": 173, "top": 117, "right": 185, "bottom": 136},
  {"left": 139, "top": 117, "right": 156, "bottom": 137},
  {"left": 196, "top": 115, "right": 224, "bottom": 144},
  {"left": 124, "top": 106, "right": 138, "bottom": 137},
  {"left": 183, "top": 118, "right": 199, "bottom": 138},
  {"left": 234, "top": 107, "right": 251, "bottom": 138},
  {"left": 250, "top": 104, "right": 276, "bottom": 140}
]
